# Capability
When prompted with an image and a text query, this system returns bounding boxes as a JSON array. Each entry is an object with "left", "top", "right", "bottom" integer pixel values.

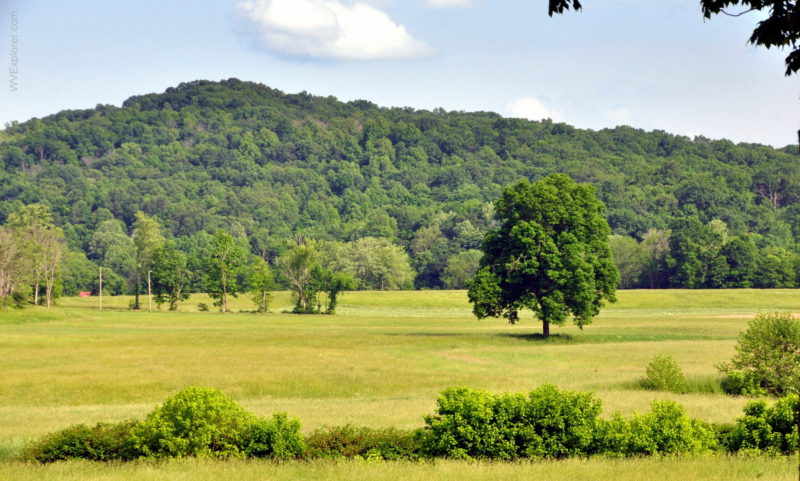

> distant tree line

[
  {"left": 0, "top": 205, "right": 413, "bottom": 311},
  {"left": 609, "top": 214, "right": 798, "bottom": 289},
  {"left": 1, "top": 79, "right": 799, "bottom": 295}
]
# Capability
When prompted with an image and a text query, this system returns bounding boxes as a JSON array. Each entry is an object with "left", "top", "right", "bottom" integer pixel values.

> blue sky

[{"left": 0, "top": 0, "right": 797, "bottom": 147}]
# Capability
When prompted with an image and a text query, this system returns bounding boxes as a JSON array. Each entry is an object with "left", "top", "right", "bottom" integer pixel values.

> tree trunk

[
  {"left": 34, "top": 281, "right": 39, "bottom": 306},
  {"left": 99, "top": 266, "right": 103, "bottom": 311},
  {"left": 542, "top": 320, "right": 550, "bottom": 338},
  {"left": 170, "top": 285, "right": 181, "bottom": 311},
  {"left": 147, "top": 270, "right": 152, "bottom": 312},
  {"left": 134, "top": 270, "right": 141, "bottom": 310},
  {"left": 221, "top": 268, "right": 228, "bottom": 313}
]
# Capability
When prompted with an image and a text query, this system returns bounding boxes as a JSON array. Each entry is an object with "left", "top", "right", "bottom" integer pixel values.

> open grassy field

[{"left": 1, "top": 289, "right": 799, "bottom": 479}]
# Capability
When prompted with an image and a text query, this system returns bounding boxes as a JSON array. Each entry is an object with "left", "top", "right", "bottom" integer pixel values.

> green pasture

[{"left": 2, "top": 289, "right": 799, "bottom": 479}]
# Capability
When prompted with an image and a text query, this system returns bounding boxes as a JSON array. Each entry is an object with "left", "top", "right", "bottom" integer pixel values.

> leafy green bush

[
  {"left": 643, "top": 354, "right": 688, "bottom": 393},
  {"left": 304, "top": 425, "right": 421, "bottom": 460},
  {"left": 728, "top": 394, "right": 799, "bottom": 454},
  {"left": 242, "top": 413, "right": 304, "bottom": 459},
  {"left": 22, "top": 421, "right": 139, "bottom": 462},
  {"left": 718, "top": 312, "right": 800, "bottom": 396},
  {"left": 596, "top": 401, "right": 717, "bottom": 456},
  {"left": 129, "top": 387, "right": 256, "bottom": 458},
  {"left": 711, "top": 423, "right": 737, "bottom": 452},
  {"left": 422, "top": 385, "right": 602, "bottom": 460},
  {"left": 720, "top": 370, "right": 766, "bottom": 396}
]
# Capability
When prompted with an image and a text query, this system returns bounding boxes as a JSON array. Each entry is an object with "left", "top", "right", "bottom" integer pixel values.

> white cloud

[
  {"left": 425, "top": 0, "right": 472, "bottom": 7},
  {"left": 505, "top": 97, "right": 563, "bottom": 122},
  {"left": 237, "top": 0, "right": 432, "bottom": 60}
]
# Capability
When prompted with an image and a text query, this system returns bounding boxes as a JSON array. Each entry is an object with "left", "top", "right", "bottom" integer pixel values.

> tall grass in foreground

[{"left": 0, "top": 457, "right": 794, "bottom": 481}]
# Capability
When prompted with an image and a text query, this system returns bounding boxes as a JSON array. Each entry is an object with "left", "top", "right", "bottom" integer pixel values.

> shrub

[
  {"left": 421, "top": 385, "right": 602, "bottom": 460},
  {"left": 242, "top": 413, "right": 304, "bottom": 460},
  {"left": 728, "top": 394, "right": 799, "bottom": 454},
  {"left": 596, "top": 401, "right": 717, "bottom": 456},
  {"left": 720, "top": 370, "right": 766, "bottom": 396},
  {"left": 22, "top": 421, "right": 139, "bottom": 462},
  {"left": 304, "top": 425, "right": 421, "bottom": 460},
  {"left": 711, "top": 423, "right": 737, "bottom": 452},
  {"left": 129, "top": 387, "right": 255, "bottom": 458},
  {"left": 643, "top": 354, "right": 688, "bottom": 393},
  {"left": 718, "top": 312, "right": 800, "bottom": 396}
]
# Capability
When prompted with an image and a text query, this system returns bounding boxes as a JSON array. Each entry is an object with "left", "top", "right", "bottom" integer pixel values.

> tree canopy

[{"left": 468, "top": 174, "right": 619, "bottom": 337}]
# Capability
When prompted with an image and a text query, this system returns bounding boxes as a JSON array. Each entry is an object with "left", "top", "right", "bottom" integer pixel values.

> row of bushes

[
  {"left": 22, "top": 386, "right": 799, "bottom": 463},
  {"left": 422, "top": 385, "right": 719, "bottom": 459},
  {"left": 22, "top": 387, "right": 417, "bottom": 463}
]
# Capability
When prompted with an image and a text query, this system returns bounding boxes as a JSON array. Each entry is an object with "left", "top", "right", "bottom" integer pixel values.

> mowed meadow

[{"left": 1, "top": 289, "right": 798, "bottom": 480}]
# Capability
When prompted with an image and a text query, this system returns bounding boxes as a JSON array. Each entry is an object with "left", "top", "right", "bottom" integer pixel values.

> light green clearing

[{"left": 2, "top": 289, "right": 799, "bottom": 480}]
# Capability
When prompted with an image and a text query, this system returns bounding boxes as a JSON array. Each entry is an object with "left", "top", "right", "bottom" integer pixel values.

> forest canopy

[{"left": 1, "top": 78, "right": 799, "bottom": 295}]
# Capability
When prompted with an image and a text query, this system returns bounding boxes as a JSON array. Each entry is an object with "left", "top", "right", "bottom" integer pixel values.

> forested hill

[{"left": 1, "top": 78, "right": 799, "bottom": 291}]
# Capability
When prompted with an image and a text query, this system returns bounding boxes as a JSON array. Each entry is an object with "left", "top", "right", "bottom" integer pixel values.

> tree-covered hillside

[{"left": 1, "top": 78, "right": 799, "bottom": 293}]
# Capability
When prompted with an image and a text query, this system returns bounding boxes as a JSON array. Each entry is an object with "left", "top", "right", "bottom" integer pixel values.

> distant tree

[
  {"left": 176, "top": 231, "right": 214, "bottom": 294},
  {"left": 316, "top": 269, "right": 357, "bottom": 314},
  {"left": 639, "top": 229, "right": 670, "bottom": 289},
  {"left": 754, "top": 246, "right": 797, "bottom": 287},
  {"left": 38, "top": 227, "right": 65, "bottom": 308},
  {"left": 60, "top": 251, "right": 99, "bottom": 297},
  {"left": 608, "top": 234, "right": 646, "bottom": 289},
  {"left": 151, "top": 241, "right": 191, "bottom": 311},
  {"left": 278, "top": 240, "right": 322, "bottom": 314},
  {"left": 410, "top": 218, "right": 453, "bottom": 288},
  {"left": 442, "top": 249, "right": 482, "bottom": 289},
  {"left": 205, "top": 230, "right": 248, "bottom": 313},
  {"left": 248, "top": 257, "right": 275, "bottom": 313},
  {"left": 324, "top": 237, "right": 414, "bottom": 290},
  {"left": 548, "top": 1, "right": 800, "bottom": 76},
  {"left": 6, "top": 204, "right": 65, "bottom": 308},
  {"left": 0, "top": 226, "right": 28, "bottom": 305},
  {"left": 132, "top": 212, "right": 165, "bottom": 310},
  {"left": 665, "top": 216, "right": 725, "bottom": 288},
  {"left": 89, "top": 218, "right": 136, "bottom": 293},
  {"left": 468, "top": 175, "right": 619, "bottom": 337},
  {"left": 710, "top": 236, "right": 758, "bottom": 288}
]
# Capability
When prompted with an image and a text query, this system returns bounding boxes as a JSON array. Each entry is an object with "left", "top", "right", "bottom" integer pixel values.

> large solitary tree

[{"left": 468, "top": 174, "right": 619, "bottom": 337}]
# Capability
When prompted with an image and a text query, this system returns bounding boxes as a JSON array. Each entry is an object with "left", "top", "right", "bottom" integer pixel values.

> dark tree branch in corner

[{"left": 548, "top": 0, "right": 800, "bottom": 76}]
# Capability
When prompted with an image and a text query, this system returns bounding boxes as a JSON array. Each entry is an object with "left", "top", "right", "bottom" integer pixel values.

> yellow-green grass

[
  {"left": 2, "top": 289, "right": 799, "bottom": 479},
  {"left": 0, "top": 457, "right": 795, "bottom": 481}
]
